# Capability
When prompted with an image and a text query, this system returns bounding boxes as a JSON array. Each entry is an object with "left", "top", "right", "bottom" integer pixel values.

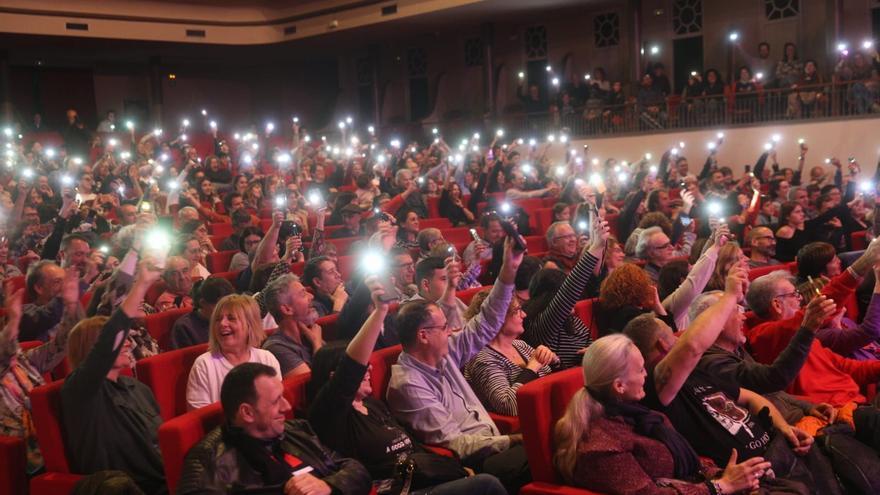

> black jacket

[{"left": 177, "top": 419, "right": 371, "bottom": 495}]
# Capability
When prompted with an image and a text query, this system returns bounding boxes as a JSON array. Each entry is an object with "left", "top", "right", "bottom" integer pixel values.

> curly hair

[
  {"left": 598, "top": 263, "right": 655, "bottom": 310},
  {"left": 464, "top": 288, "right": 518, "bottom": 321},
  {"left": 638, "top": 212, "right": 673, "bottom": 237}
]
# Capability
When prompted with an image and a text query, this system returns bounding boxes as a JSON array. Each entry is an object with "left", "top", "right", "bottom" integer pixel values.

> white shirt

[{"left": 186, "top": 347, "right": 281, "bottom": 410}]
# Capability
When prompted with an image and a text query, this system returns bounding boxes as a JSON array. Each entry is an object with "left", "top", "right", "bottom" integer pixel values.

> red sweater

[{"left": 747, "top": 269, "right": 880, "bottom": 406}]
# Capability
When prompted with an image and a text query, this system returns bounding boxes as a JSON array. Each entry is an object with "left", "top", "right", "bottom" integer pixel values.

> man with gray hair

[
  {"left": 623, "top": 268, "right": 828, "bottom": 489},
  {"left": 544, "top": 221, "right": 579, "bottom": 272},
  {"left": 635, "top": 226, "right": 675, "bottom": 282},
  {"left": 177, "top": 206, "right": 200, "bottom": 226},
  {"left": 261, "top": 273, "right": 322, "bottom": 377},
  {"left": 747, "top": 239, "right": 880, "bottom": 422}
]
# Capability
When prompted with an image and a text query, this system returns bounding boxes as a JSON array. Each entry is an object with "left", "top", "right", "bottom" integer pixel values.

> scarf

[
  {"left": 602, "top": 399, "right": 700, "bottom": 479},
  {"left": 221, "top": 424, "right": 293, "bottom": 487}
]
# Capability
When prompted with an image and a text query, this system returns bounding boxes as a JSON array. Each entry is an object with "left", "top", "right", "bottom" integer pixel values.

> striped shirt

[
  {"left": 463, "top": 340, "right": 551, "bottom": 416},
  {"left": 523, "top": 251, "right": 597, "bottom": 368}
]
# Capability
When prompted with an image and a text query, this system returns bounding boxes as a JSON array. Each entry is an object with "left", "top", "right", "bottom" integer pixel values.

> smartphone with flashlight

[
  {"left": 500, "top": 219, "right": 528, "bottom": 252},
  {"left": 361, "top": 251, "right": 400, "bottom": 302}
]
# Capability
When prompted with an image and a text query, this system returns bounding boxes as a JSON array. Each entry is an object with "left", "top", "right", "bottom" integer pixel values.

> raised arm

[
  {"left": 252, "top": 210, "right": 283, "bottom": 271},
  {"left": 653, "top": 266, "right": 745, "bottom": 406},
  {"left": 64, "top": 258, "right": 160, "bottom": 397}
]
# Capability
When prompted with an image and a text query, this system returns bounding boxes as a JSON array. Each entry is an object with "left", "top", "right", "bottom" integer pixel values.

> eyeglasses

[
  {"left": 650, "top": 242, "right": 672, "bottom": 250},
  {"left": 553, "top": 234, "right": 577, "bottom": 242},
  {"left": 421, "top": 322, "right": 450, "bottom": 334},
  {"left": 774, "top": 291, "right": 802, "bottom": 301},
  {"left": 394, "top": 262, "right": 414, "bottom": 270}
]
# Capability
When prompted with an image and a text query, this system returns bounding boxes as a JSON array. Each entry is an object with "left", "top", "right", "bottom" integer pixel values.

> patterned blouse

[
  {"left": 463, "top": 339, "right": 551, "bottom": 416},
  {"left": 0, "top": 303, "right": 83, "bottom": 474}
]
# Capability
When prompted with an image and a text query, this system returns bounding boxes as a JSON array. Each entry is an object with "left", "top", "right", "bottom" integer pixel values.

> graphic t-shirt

[{"left": 643, "top": 367, "right": 772, "bottom": 466}]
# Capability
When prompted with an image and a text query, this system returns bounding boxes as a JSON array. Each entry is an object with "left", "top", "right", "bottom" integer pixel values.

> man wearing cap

[{"left": 329, "top": 204, "right": 363, "bottom": 239}]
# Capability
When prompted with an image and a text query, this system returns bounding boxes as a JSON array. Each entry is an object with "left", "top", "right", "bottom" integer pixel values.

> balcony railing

[
  {"left": 497, "top": 80, "right": 879, "bottom": 138},
  {"left": 377, "top": 80, "right": 879, "bottom": 141}
]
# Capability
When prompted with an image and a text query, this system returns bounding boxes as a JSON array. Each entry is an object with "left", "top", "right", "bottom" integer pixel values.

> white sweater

[{"left": 186, "top": 348, "right": 281, "bottom": 410}]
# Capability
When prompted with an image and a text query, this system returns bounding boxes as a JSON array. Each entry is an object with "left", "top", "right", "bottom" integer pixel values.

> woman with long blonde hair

[
  {"left": 554, "top": 334, "right": 765, "bottom": 494},
  {"left": 185, "top": 294, "right": 280, "bottom": 410}
]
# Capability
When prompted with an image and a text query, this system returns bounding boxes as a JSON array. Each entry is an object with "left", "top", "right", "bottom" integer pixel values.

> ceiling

[{"left": 0, "top": 0, "right": 606, "bottom": 69}]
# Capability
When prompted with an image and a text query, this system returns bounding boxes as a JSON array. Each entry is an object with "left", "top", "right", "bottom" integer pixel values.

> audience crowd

[{"left": 2, "top": 100, "right": 880, "bottom": 495}]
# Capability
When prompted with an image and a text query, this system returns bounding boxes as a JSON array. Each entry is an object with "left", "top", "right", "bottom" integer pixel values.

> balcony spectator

[
  {"left": 178, "top": 362, "right": 371, "bottom": 495},
  {"left": 679, "top": 72, "right": 704, "bottom": 125},
  {"left": 701, "top": 69, "right": 726, "bottom": 122},
  {"left": 835, "top": 51, "right": 879, "bottom": 114},
  {"left": 637, "top": 73, "right": 667, "bottom": 129},
  {"left": 649, "top": 62, "right": 672, "bottom": 97},
  {"left": 95, "top": 110, "right": 116, "bottom": 133},
  {"left": 517, "top": 81, "right": 547, "bottom": 114},
  {"left": 775, "top": 42, "right": 804, "bottom": 89},
  {"left": 186, "top": 294, "right": 279, "bottom": 409},
  {"left": 788, "top": 60, "right": 825, "bottom": 118}
]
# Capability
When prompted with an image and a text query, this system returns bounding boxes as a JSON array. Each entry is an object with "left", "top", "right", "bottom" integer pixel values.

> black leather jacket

[{"left": 177, "top": 419, "right": 371, "bottom": 494}]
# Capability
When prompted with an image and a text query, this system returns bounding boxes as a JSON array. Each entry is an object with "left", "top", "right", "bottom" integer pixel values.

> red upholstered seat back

[
  {"left": 30, "top": 380, "right": 71, "bottom": 473},
  {"left": 206, "top": 250, "right": 237, "bottom": 273},
  {"left": 144, "top": 307, "right": 191, "bottom": 350},
  {"left": 135, "top": 343, "right": 208, "bottom": 421},
  {"left": 158, "top": 402, "right": 224, "bottom": 493},
  {"left": 145, "top": 280, "right": 168, "bottom": 307},
  {"left": 207, "top": 222, "right": 233, "bottom": 237},
  {"left": 517, "top": 368, "right": 583, "bottom": 483},
  {"left": 747, "top": 262, "right": 797, "bottom": 281},
  {"left": 573, "top": 298, "right": 598, "bottom": 340},
  {"left": 368, "top": 344, "right": 402, "bottom": 401},
  {"left": 283, "top": 371, "right": 312, "bottom": 416},
  {"left": 316, "top": 313, "right": 338, "bottom": 341}
]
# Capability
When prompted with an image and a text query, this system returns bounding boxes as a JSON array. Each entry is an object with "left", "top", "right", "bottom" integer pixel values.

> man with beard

[
  {"left": 747, "top": 226, "right": 781, "bottom": 268},
  {"left": 261, "top": 273, "right": 323, "bottom": 378}
]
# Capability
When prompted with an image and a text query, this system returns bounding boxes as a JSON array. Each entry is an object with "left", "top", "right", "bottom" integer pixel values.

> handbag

[{"left": 390, "top": 452, "right": 468, "bottom": 495}]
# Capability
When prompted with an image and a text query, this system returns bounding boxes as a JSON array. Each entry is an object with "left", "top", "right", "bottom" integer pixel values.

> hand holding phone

[{"left": 500, "top": 219, "right": 528, "bottom": 252}]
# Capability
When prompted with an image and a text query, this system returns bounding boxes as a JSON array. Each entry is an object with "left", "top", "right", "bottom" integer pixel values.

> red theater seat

[
  {"left": 525, "top": 235, "right": 548, "bottom": 253},
  {"left": 158, "top": 402, "right": 224, "bottom": 494},
  {"left": 573, "top": 298, "right": 598, "bottom": 341},
  {"left": 30, "top": 380, "right": 83, "bottom": 494},
  {"left": 136, "top": 344, "right": 209, "bottom": 421},
  {"left": 207, "top": 222, "right": 233, "bottom": 237},
  {"left": 420, "top": 217, "right": 453, "bottom": 229},
  {"left": 316, "top": 313, "right": 339, "bottom": 341},
  {"left": 206, "top": 250, "right": 237, "bottom": 273},
  {"left": 0, "top": 435, "right": 26, "bottom": 495},
  {"left": 159, "top": 372, "right": 314, "bottom": 494},
  {"left": 851, "top": 230, "right": 867, "bottom": 250},
  {"left": 517, "top": 369, "right": 602, "bottom": 495},
  {"left": 747, "top": 262, "right": 797, "bottom": 281},
  {"left": 368, "top": 345, "right": 402, "bottom": 401},
  {"left": 144, "top": 307, "right": 191, "bottom": 350}
]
